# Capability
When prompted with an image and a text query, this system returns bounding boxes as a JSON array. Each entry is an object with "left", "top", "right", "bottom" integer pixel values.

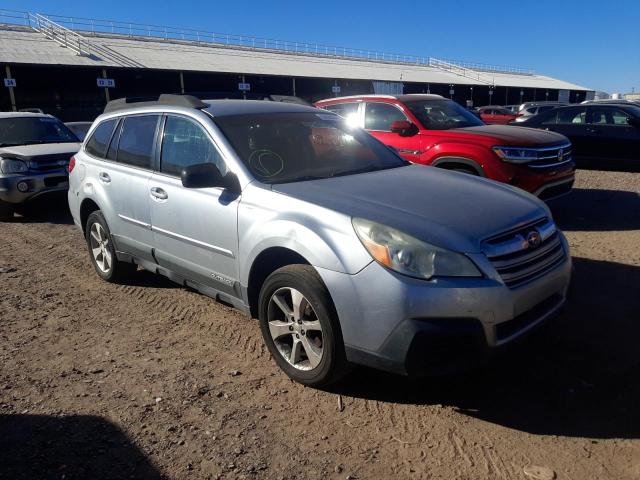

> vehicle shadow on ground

[
  {"left": 12, "top": 194, "right": 74, "bottom": 225},
  {"left": 0, "top": 414, "right": 165, "bottom": 479},
  {"left": 332, "top": 256, "right": 640, "bottom": 439},
  {"left": 121, "top": 268, "right": 177, "bottom": 289},
  {"left": 549, "top": 187, "right": 640, "bottom": 231}
]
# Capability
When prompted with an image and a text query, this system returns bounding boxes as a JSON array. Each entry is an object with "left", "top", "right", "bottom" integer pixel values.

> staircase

[
  {"left": 429, "top": 58, "right": 495, "bottom": 85},
  {"left": 28, "top": 12, "right": 92, "bottom": 56}
]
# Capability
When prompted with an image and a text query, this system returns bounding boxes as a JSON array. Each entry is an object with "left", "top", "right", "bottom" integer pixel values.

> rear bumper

[{"left": 0, "top": 169, "right": 69, "bottom": 204}]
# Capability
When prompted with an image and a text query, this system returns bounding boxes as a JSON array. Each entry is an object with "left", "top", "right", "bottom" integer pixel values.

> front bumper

[
  {"left": 0, "top": 169, "right": 69, "bottom": 204},
  {"left": 316, "top": 235, "right": 572, "bottom": 375}
]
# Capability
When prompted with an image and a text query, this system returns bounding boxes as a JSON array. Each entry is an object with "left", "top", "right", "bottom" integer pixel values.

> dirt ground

[{"left": 1, "top": 169, "right": 639, "bottom": 480}]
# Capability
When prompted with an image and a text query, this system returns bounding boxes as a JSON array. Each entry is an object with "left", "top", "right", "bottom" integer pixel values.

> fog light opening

[{"left": 17, "top": 181, "right": 29, "bottom": 192}]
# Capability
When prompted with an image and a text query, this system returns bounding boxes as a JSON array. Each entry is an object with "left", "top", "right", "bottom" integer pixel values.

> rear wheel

[
  {"left": 258, "top": 265, "right": 348, "bottom": 387},
  {"left": 0, "top": 200, "right": 14, "bottom": 222},
  {"left": 85, "top": 210, "right": 136, "bottom": 282}
]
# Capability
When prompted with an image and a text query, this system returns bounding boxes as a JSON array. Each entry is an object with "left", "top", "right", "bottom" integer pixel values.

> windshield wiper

[{"left": 273, "top": 175, "right": 329, "bottom": 184}]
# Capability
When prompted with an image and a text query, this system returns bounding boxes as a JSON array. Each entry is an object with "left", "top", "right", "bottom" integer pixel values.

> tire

[
  {"left": 0, "top": 200, "right": 14, "bottom": 222},
  {"left": 258, "top": 264, "right": 348, "bottom": 387},
  {"left": 85, "top": 210, "right": 136, "bottom": 283}
]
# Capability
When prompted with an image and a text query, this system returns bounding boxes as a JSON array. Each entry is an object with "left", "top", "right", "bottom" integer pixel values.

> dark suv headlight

[{"left": 0, "top": 157, "right": 28, "bottom": 174}]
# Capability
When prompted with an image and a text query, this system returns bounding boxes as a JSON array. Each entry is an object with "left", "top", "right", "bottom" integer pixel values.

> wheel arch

[
  {"left": 246, "top": 247, "right": 311, "bottom": 318},
  {"left": 431, "top": 156, "right": 486, "bottom": 176},
  {"left": 79, "top": 198, "right": 101, "bottom": 234}
]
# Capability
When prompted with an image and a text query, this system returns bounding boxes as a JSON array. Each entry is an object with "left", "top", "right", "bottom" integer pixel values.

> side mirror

[
  {"left": 627, "top": 117, "right": 640, "bottom": 128},
  {"left": 390, "top": 120, "right": 418, "bottom": 136},
  {"left": 181, "top": 163, "right": 240, "bottom": 192}
]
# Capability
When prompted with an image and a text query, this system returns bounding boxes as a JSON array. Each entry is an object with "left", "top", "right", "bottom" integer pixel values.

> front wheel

[{"left": 258, "top": 265, "right": 348, "bottom": 387}]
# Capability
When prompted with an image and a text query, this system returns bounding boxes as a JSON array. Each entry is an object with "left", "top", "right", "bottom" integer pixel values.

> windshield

[
  {"left": 214, "top": 112, "right": 408, "bottom": 184},
  {"left": 405, "top": 100, "right": 484, "bottom": 130},
  {"left": 0, "top": 116, "right": 79, "bottom": 147}
]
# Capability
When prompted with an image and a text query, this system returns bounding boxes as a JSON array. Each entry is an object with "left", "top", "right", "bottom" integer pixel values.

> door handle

[
  {"left": 586, "top": 127, "right": 599, "bottom": 134},
  {"left": 98, "top": 172, "right": 111, "bottom": 183},
  {"left": 150, "top": 187, "right": 168, "bottom": 200}
]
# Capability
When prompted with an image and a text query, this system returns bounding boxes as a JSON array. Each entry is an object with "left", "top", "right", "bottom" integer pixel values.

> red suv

[{"left": 315, "top": 94, "right": 575, "bottom": 199}]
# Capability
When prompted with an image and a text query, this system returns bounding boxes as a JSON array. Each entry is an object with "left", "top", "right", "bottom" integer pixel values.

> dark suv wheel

[
  {"left": 0, "top": 200, "right": 14, "bottom": 222},
  {"left": 85, "top": 210, "right": 136, "bottom": 282},
  {"left": 258, "top": 265, "right": 348, "bottom": 387}
]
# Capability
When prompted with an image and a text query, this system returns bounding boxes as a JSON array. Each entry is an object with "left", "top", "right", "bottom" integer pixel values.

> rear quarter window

[{"left": 85, "top": 119, "right": 117, "bottom": 158}]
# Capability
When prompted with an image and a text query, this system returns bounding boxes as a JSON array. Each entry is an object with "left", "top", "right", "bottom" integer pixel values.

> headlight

[
  {"left": 352, "top": 218, "right": 482, "bottom": 280},
  {"left": 0, "top": 158, "right": 28, "bottom": 174},
  {"left": 493, "top": 146, "right": 538, "bottom": 163}
]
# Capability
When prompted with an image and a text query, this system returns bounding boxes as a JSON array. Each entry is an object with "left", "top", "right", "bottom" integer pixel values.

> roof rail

[{"left": 104, "top": 94, "right": 208, "bottom": 113}]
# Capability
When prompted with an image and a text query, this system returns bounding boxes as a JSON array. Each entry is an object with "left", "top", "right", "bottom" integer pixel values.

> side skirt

[{"left": 116, "top": 251, "right": 251, "bottom": 316}]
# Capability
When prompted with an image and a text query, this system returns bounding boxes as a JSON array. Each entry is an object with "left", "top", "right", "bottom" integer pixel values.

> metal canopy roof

[{"left": 0, "top": 20, "right": 592, "bottom": 92}]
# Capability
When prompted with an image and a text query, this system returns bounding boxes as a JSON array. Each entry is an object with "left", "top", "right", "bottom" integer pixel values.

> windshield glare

[
  {"left": 405, "top": 100, "right": 484, "bottom": 130},
  {"left": 0, "top": 116, "right": 79, "bottom": 147},
  {"left": 214, "top": 112, "right": 408, "bottom": 184}
]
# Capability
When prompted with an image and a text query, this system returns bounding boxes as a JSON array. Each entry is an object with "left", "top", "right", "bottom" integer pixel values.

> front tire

[
  {"left": 258, "top": 265, "right": 348, "bottom": 387},
  {"left": 0, "top": 200, "right": 14, "bottom": 222},
  {"left": 85, "top": 210, "right": 136, "bottom": 283}
]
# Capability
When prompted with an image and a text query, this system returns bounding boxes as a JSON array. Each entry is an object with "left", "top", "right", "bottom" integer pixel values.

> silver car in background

[{"left": 68, "top": 95, "right": 572, "bottom": 386}]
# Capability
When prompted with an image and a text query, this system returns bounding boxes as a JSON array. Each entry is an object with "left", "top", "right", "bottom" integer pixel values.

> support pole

[
  {"left": 292, "top": 77, "right": 296, "bottom": 97},
  {"left": 102, "top": 68, "right": 110, "bottom": 103},
  {"left": 179, "top": 72, "right": 185, "bottom": 94},
  {"left": 5, "top": 65, "right": 16, "bottom": 111}
]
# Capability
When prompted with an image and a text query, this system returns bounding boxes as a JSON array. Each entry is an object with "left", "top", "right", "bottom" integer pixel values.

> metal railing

[
  {"left": 429, "top": 58, "right": 496, "bottom": 85},
  {"left": 0, "top": 9, "right": 535, "bottom": 75},
  {"left": 28, "top": 12, "right": 92, "bottom": 56},
  {"left": 431, "top": 57, "right": 534, "bottom": 76}
]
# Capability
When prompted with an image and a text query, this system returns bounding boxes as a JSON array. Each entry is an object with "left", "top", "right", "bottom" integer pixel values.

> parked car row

[
  {"left": 316, "top": 94, "right": 575, "bottom": 199},
  {"left": 1, "top": 94, "right": 578, "bottom": 386}
]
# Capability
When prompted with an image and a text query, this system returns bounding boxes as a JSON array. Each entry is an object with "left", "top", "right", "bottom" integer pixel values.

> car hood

[
  {"left": 0, "top": 143, "right": 81, "bottom": 159},
  {"left": 273, "top": 165, "right": 549, "bottom": 253},
  {"left": 445, "top": 125, "right": 568, "bottom": 147}
]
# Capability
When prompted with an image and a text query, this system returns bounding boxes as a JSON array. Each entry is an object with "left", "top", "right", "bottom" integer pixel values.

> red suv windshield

[{"left": 404, "top": 100, "right": 484, "bottom": 130}]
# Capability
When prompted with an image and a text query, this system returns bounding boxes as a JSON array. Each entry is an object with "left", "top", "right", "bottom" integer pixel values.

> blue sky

[{"left": 2, "top": 0, "right": 639, "bottom": 93}]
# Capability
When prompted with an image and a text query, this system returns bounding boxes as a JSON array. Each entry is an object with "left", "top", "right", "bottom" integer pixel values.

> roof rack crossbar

[{"left": 104, "top": 94, "right": 207, "bottom": 113}]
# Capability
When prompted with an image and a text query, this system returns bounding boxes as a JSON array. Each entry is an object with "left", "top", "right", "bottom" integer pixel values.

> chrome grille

[
  {"left": 527, "top": 143, "right": 573, "bottom": 169},
  {"left": 484, "top": 218, "right": 566, "bottom": 288}
]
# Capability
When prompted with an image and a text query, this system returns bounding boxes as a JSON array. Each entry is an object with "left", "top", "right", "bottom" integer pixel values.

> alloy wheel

[
  {"left": 267, "top": 287, "right": 324, "bottom": 370},
  {"left": 89, "top": 222, "right": 112, "bottom": 273}
]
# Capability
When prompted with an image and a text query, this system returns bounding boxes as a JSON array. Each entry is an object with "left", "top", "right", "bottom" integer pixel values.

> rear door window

[
  {"left": 85, "top": 119, "right": 117, "bottom": 158},
  {"left": 549, "top": 108, "right": 586, "bottom": 125},
  {"left": 160, "top": 115, "right": 227, "bottom": 177},
  {"left": 114, "top": 115, "right": 160, "bottom": 169},
  {"left": 364, "top": 102, "right": 408, "bottom": 131},
  {"left": 322, "top": 103, "right": 359, "bottom": 119}
]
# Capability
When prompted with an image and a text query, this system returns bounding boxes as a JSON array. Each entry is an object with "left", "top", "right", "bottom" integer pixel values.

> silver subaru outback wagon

[{"left": 68, "top": 95, "right": 572, "bottom": 386}]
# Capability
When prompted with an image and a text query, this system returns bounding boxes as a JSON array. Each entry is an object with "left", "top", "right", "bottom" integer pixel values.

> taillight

[{"left": 68, "top": 156, "right": 76, "bottom": 173}]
